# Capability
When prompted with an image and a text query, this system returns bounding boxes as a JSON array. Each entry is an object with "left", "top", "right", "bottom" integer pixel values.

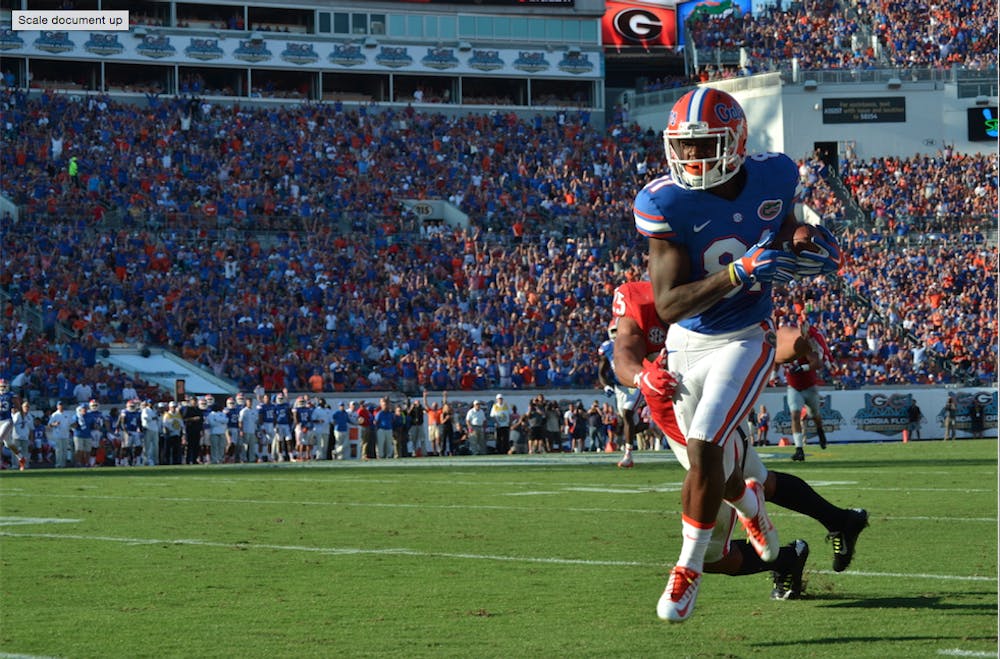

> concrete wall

[{"left": 632, "top": 79, "right": 998, "bottom": 161}]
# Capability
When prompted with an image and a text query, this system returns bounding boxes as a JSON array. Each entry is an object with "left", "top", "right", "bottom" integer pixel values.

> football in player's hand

[
  {"left": 792, "top": 224, "right": 822, "bottom": 254},
  {"left": 774, "top": 222, "right": 820, "bottom": 254}
]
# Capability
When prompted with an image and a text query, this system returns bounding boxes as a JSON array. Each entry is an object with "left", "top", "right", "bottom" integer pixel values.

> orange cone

[
  {"left": 902, "top": 429, "right": 909, "bottom": 443},
  {"left": 778, "top": 437, "right": 791, "bottom": 447}
]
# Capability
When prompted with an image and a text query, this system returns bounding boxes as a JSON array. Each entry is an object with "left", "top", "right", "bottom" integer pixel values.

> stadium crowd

[
  {"left": 0, "top": 89, "right": 996, "bottom": 417},
  {"left": 684, "top": 0, "right": 997, "bottom": 72}
]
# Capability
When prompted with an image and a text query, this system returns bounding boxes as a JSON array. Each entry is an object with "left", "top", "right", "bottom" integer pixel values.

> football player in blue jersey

[
  {"left": 256, "top": 393, "right": 276, "bottom": 463},
  {"left": 633, "top": 87, "right": 841, "bottom": 622},
  {"left": 272, "top": 392, "right": 293, "bottom": 462},
  {"left": 0, "top": 379, "right": 27, "bottom": 470},
  {"left": 117, "top": 399, "right": 144, "bottom": 466}
]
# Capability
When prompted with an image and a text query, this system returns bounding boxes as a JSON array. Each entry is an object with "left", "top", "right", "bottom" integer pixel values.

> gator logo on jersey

[{"left": 757, "top": 199, "right": 783, "bottom": 221}]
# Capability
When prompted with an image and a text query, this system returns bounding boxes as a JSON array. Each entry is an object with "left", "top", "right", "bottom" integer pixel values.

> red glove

[{"left": 633, "top": 353, "right": 678, "bottom": 401}]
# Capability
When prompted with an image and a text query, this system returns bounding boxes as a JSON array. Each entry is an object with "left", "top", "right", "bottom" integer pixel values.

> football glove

[
  {"left": 795, "top": 225, "right": 843, "bottom": 277},
  {"left": 633, "top": 351, "right": 679, "bottom": 401},
  {"left": 730, "top": 234, "right": 797, "bottom": 285}
]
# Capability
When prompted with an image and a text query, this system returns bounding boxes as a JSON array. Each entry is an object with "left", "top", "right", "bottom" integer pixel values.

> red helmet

[{"left": 663, "top": 87, "right": 747, "bottom": 190}]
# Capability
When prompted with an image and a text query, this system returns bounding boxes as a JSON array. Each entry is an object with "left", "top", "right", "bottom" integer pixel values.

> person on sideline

[{"left": 490, "top": 394, "right": 512, "bottom": 455}]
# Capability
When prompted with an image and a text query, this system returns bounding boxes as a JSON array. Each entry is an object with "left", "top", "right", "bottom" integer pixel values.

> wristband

[{"left": 728, "top": 262, "right": 739, "bottom": 286}]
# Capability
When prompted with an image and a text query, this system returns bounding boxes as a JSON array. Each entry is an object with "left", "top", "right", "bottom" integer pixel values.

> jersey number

[{"left": 704, "top": 236, "right": 764, "bottom": 295}]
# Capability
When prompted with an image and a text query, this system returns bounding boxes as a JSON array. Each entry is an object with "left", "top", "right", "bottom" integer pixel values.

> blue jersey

[
  {"left": 295, "top": 405, "right": 313, "bottom": 429},
  {"left": 120, "top": 409, "right": 142, "bottom": 433},
  {"left": 73, "top": 412, "right": 90, "bottom": 437},
  {"left": 0, "top": 391, "right": 14, "bottom": 421},
  {"left": 225, "top": 407, "right": 241, "bottom": 429},
  {"left": 274, "top": 402, "right": 292, "bottom": 426},
  {"left": 599, "top": 339, "right": 615, "bottom": 369},
  {"left": 84, "top": 409, "right": 105, "bottom": 433},
  {"left": 258, "top": 402, "right": 276, "bottom": 425},
  {"left": 633, "top": 153, "right": 799, "bottom": 334}
]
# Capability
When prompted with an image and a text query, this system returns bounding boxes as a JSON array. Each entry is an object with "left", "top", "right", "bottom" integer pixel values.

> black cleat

[
  {"left": 771, "top": 539, "right": 809, "bottom": 600},
  {"left": 828, "top": 508, "right": 869, "bottom": 572},
  {"left": 818, "top": 427, "right": 828, "bottom": 449},
  {"left": 791, "top": 447, "right": 805, "bottom": 462}
]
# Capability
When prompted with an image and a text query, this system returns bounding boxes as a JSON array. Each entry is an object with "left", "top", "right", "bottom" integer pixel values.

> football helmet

[
  {"left": 663, "top": 87, "right": 747, "bottom": 190},
  {"left": 126, "top": 399, "right": 138, "bottom": 411},
  {"left": 0, "top": 379, "right": 8, "bottom": 393},
  {"left": 89, "top": 399, "right": 100, "bottom": 410},
  {"left": 197, "top": 396, "right": 208, "bottom": 409},
  {"left": 226, "top": 397, "right": 236, "bottom": 409},
  {"left": 276, "top": 393, "right": 285, "bottom": 404}
]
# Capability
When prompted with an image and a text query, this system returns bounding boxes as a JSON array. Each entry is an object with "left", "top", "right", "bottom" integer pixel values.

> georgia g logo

[{"left": 613, "top": 8, "right": 663, "bottom": 43}]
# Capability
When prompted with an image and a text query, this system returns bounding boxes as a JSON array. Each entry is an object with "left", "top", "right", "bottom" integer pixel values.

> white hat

[
  {"left": 473, "top": 400, "right": 481, "bottom": 405},
  {"left": 496, "top": 393, "right": 503, "bottom": 399}
]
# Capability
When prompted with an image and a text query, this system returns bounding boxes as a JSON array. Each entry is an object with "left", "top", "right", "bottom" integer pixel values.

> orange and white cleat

[
  {"left": 18, "top": 456, "right": 26, "bottom": 471},
  {"left": 657, "top": 565, "right": 701, "bottom": 622},
  {"left": 617, "top": 445, "right": 634, "bottom": 469},
  {"left": 738, "top": 478, "right": 779, "bottom": 561}
]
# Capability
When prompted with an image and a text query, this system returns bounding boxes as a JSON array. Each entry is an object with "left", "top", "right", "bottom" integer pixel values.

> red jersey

[
  {"left": 609, "top": 281, "right": 668, "bottom": 360},
  {"left": 610, "top": 281, "right": 682, "bottom": 443},
  {"left": 785, "top": 358, "right": 818, "bottom": 391}
]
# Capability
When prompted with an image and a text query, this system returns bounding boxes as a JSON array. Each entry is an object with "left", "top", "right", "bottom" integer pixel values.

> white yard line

[
  {"left": 0, "top": 491, "right": 995, "bottom": 522},
  {"left": 1, "top": 529, "right": 996, "bottom": 583}
]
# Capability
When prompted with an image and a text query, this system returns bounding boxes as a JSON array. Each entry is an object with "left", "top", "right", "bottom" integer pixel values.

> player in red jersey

[
  {"left": 612, "top": 281, "right": 868, "bottom": 604},
  {"left": 777, "top": 321, "right": 833, "bottom": 460}
]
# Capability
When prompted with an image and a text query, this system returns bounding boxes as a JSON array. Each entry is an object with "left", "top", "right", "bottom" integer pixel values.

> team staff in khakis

[
  {"left": 631, "top": 87, "right": 842, "bottom": 621},
  {"left": 47, "top": 401, "right": 73, "bottom": 468},
  {"left": 465, "top": 400, "right": 487, "bottom": 455},
  {"left": 140, "top": 399, "right": 161, "bottom": 466},
  {"left": 943, "top": 394, "right": 957, "bottom": 441}
]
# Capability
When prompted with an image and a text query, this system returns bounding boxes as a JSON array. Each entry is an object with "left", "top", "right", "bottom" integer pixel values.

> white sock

[
  {"left": 793, "top": 431, "right": 805, "bottom": 449},
  {"left": 725, "top": 480, "right": 760, "bottom": 519},
  {"left": 676, "top": 516, "right": 714, "bottom": 573}
]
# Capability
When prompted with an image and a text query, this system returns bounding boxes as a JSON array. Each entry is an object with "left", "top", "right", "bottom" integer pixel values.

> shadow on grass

[
  {"left": 754, "top": 634, "right": 998, "bottom": 651},
  {"left": 808, "top": 594, "right": 998, "bottom": 615}
]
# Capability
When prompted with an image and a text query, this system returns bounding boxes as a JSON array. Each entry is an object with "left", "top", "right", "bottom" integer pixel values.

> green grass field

[{"left": 1, "top": 440, "right": 997, "bottom": 659}]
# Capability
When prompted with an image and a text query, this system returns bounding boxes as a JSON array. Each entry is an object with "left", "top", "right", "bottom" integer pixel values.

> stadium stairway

[{"left": 99, "top": 346, "right": 238, "bottom": 398}]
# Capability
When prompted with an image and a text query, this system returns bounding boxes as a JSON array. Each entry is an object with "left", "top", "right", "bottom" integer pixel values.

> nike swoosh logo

[{"left": 693, "top": 221, "right": 711, "bottom": 232}]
